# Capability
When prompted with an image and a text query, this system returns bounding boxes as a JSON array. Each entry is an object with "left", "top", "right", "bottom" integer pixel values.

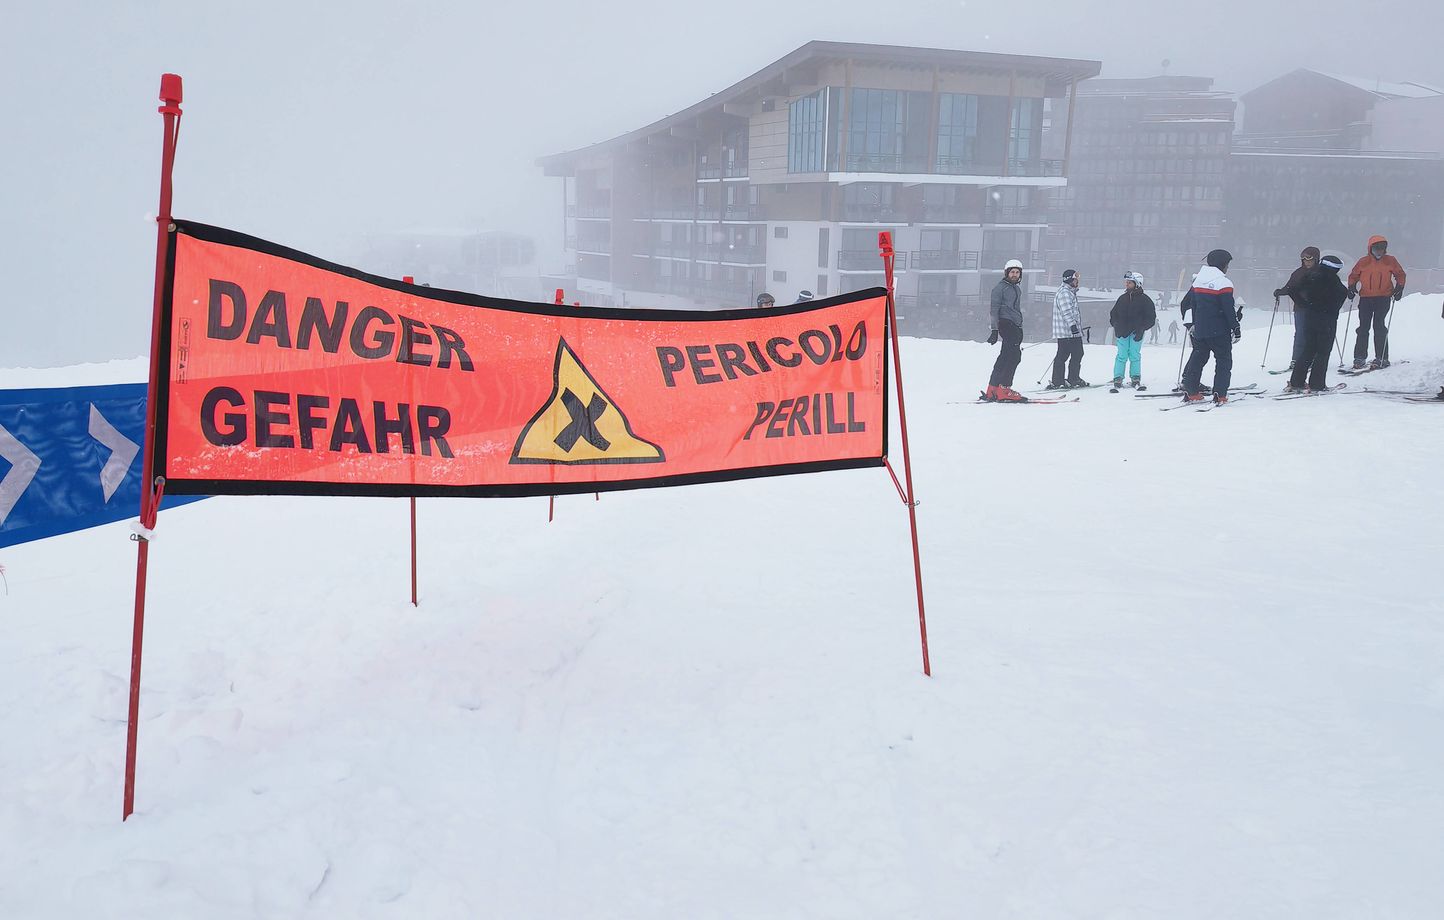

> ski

[
  {"left": 1267, "top": 367, "right": 1295, "bottom": 375},
  {"left": 1137, "top": 383, "right": 1257, "bottom": 399},
  {"left": 969, "top": 397, "right": 1079, "bottom": 405},
  {"left": 1402, "top": 395, "right": 1444, "bottom": 403},
  {"left": 1160, "top": 389, "right": 1269, "bottom": 411},
  {"left": 1338, "top": 360, "right": 1409, "bottom": 377},
  {"left": 1273, "top": 383, "right": 1348, "bottom": 400}
]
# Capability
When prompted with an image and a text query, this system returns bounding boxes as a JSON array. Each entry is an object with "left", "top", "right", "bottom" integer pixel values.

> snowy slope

[{"left": 3, "top": 297, "right": 1443, "bottom": 919}]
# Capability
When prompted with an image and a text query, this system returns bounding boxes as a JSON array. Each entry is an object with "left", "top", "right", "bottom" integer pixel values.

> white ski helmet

[
  {"left": 1124, "top": 271, "right": 1144, "bottom": 287},
  {"left": 1004, "top": 259, "right": 1024, "bottom": 272}
]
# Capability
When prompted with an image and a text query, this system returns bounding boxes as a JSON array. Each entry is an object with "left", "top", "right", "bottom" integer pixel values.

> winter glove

[
  {"left": 1132, "top": 331, "right": 1144, "bottom": 342},
  {"left": 1232, "top": 328, "right": 1242, "bottom": 344},
  {"left": 1070, "top": 324, "right": 1078, "bottom": 335},
  {"left": 1273, "top": 288, "right": 1285, "bottom": 298},
  {"left": 1347, "top": 286, "right": 1358, "bottom": 301},
  {"left": 1235, "top": 308, "right": 1244, "bottom": 322},
  {"left": 1394, "top": 285, "right": 1404, "bottom": 301},
  {"left": 987, "top": 329, "right": 999, "bottom": 345}
]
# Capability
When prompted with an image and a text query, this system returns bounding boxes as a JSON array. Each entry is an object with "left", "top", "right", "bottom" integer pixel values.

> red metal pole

[
  {"left": 878, "top": 232, "right": 931, "bottom": 676},
  {"left": 125, "top": 73, "right": 183, "bottom": 821},
  {"left": 402, "top": 277, "right": 420, "bottom": 605},
  {"left": 550, "top": 289, "right": 562, "bottom": 521}
]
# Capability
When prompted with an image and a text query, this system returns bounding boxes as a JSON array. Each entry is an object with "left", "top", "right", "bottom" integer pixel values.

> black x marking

[{"left": 555, "top": 389, "right": 611, "bottom": 452}]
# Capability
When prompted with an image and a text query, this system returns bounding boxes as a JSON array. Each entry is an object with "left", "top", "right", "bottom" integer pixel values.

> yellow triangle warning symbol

[{"left": 511, "top": 338, "right": 666, "bottom": 465}]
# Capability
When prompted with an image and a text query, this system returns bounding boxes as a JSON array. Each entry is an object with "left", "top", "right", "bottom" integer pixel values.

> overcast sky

[{"left": 3, "top": 0, "right": 1438, "bottom": 366}]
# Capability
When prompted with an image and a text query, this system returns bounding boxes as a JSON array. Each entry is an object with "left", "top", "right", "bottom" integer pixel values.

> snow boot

[
  {"left": 995, "top": 386, "right": 1028, "bottom": 403},
  {"left": 1378, "top": 358, "right": 1391, "bottom": 368},
  {"left": 1111, "top": 376, "right": 1123, "bottom": 389},
  {"left": 1182, "top": 391, "right": 1206, "bottom": 403},
  {"left": 1045, "top": 382, "right": 1067, "bottom": 390},
  {"left": 981, "top": 385, "right": 999, "bottom": 402},
  {"left": 1131, "top": 377, "right": 1145, "bottom": 391},
  {"left": 1369, "top": 358, "right": 1382, "bottom": 370},
  {"left": 1283, "top": 383, "right": 1304, "bottom": 394},
  {"left": 1067, "top": 377, "right": 1090, "bottom": 388},
  {"left": 1213, "top": 394, "right": 1229, "bottom": 405},
  {"left": 1353, "top": 359, "right": 1366, "bottom": 370},
  {"left": 1434, "top": 387, "right": 1444, "bottom": 402}
]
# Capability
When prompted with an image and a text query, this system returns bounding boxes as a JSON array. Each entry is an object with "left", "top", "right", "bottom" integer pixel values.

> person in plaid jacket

[{"left": 1048, "top": 268, "right": 1088, "bottom": 389}]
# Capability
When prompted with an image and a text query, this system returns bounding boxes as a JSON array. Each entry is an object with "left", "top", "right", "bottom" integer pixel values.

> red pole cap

[
  {"left": 159, "top": 74, "right": 183, "bottom": 105},
  {"left": 554, "top": 288, "right": 565, "bottom": 305},
  {"left": 878, "top": 231, "right": 894, "bottom": 256},
  {"left": 402, "top": 275, "right": 414, "bottom": 284}
]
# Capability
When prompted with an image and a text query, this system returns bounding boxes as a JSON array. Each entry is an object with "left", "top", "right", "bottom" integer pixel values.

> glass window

[
  {"left": 937, "top": 93, "right": 980, "bottom": 172},
  {"left": 1009, "top": 98, "right": 1039, "bottom": 162},
  {"left": 788, "top": 89, "right": 828, "bottom": 173}
]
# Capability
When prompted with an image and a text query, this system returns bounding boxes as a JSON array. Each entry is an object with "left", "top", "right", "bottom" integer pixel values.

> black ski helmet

[
  {"left": 1205, "top": 249, "right": 1232, "bottom": 271},
  {"left": 1320, "top": 255, "right": 1344, "bottom": 272}
]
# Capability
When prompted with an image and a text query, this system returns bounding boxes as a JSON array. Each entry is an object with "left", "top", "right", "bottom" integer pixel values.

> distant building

[
  {"left": 1044, "top": 75, "right": 1235, "bottom": 294},
  {"left": 358, "top": 230, "right": 538, "bottom": 299},
  {"left": 1229, "top": 70, "right": 1444, "bottom": 298},
  {"left": 1240, "top": 69, "right": 1443, "bottom": 150},
  {"left": 538, "top": 41, "right": 1100, "bottom": 339}
]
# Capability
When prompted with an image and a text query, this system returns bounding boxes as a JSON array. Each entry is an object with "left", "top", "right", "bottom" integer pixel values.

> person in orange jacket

[{"left": 1346, "top": 235, "right": 1406, "bottom": 369}]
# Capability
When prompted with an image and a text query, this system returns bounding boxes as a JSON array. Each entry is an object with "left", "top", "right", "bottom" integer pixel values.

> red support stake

[
  {"left": 402, "top": 276, "right": 420, "bottom": 606},
  {"left": 879, "top": 231, "right": 931, "bottom": 677},
  {"left": 125, "top": 73, "right": 183, "bottom": 821}
]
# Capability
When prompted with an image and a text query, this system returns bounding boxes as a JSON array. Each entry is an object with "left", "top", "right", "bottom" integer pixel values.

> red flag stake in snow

[
  {"left": 545, "top": 288, "right": 599, "bottom": 524},
  {"left": 878, "top": 231, "right": 931, "bottom": 676},
  {"left": 125, "top": 73, "right": 183, "bottom": 820},
  {"left": 404, "top": 276, "right": 420, "bottom": 607}
]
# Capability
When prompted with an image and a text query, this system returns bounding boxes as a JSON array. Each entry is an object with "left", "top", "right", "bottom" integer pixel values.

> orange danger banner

[{"left": 155, "top": 223, "right": 890, "bottom": 497}]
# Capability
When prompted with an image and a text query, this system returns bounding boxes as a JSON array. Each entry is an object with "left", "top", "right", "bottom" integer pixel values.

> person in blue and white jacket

[
  {"left": 1048, "top": 268, "right": 1088, "bottom": 389},
  {"left": 1179, "top": 249, "right": 1242, "bottom": 403}
]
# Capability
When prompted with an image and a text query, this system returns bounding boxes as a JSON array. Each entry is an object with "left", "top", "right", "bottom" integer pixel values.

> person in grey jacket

[
  {"left": 1048, "top": 268, "right": 1087, "bottom": 389},
  {"left": 984, "top": 259, "right": 1027, "bottom": 401}
]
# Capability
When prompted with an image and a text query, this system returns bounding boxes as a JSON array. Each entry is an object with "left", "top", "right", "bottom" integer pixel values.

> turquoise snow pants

[{"left": 1113, "top": 335, "right": 1141, "bottom": 379}]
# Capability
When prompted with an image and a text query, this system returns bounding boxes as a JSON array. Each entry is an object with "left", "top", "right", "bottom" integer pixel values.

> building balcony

[
  {"left": 981, "top": 205, "right": 1048, "bottom": 223},
  {"left": 697, "top": 166, "right": 723, "bottom": 180},
  {"left": 576, "top": 204, "right": 612, "bottom": 219},
  {"left": 897, "top": 293, "right": 982, "bottom": 310},
  {"left": 576, "top": 239, "right": 612, "bottom": 255},
  {"left": 723, "top": 203, "right": 762, "bottom": 221},
  {"left": 840, "top": 205, "right": 903, "bottom": 223},
  {"left": 723, "top": 163, "right": 749, "bottom": 179},
  {"left": 912, "top": 250, "right": 980, "bottom": 271},
  {"left": 641, "top": 205, "right": 696, "bottom": 220},
  {"left": 837, "top": 249, "right": 898, "bottom": 271},
  {"left": 980, "top": 250, "right": 1045, "bottom": 269}
]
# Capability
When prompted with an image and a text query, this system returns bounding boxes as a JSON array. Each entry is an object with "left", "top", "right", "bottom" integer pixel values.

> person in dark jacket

[
  {"left": 1179, "top": 249, "right": 1241, "bottom": 403},
  {"left": 983, "top": 259, "right": 1027, "bottom": 401},
  {"left": 1287, "top": 255, "right": 1348, "bottom": 393},
  {"left": 1109, "top": 271, "right": 1156, "bottom": 389},
  {"left": 1273, "top": 246, "right": 1320, "bottom": 371}
]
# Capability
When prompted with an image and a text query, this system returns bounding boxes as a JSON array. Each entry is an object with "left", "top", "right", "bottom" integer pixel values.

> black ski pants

[
  {"left": 1289, "top": 309, "right": 1340, "bottom": 390},
  {"left": 1182, "top": 333, "right": 1233, "bottom": 395},
  {"left": 1051, "top": 336, "right": 1083, "bottom": 385},
  {"left": 1353, "top": 296, "right": 1392, "bottom": 362},
  {"left": 989, "top": 321, "right": 1023, "bottom": 388}
]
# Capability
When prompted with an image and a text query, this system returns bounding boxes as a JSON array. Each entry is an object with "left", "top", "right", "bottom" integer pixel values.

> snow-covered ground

[{"left": 3, "top": 296, "right": 1443, "bottom": 918}]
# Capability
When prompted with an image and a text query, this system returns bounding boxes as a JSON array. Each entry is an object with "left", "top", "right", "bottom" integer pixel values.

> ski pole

[
  {"left": 1175, "top": 324, "right": 1191, "bottom": 386},
  {"left": 1260, "top": 298, "right": 1278, "bottom": 367},
  {"left": 1334, "top": 294, "right": 1345, "bottom": 365},
  {"left": 1383, "top": 300, "right": 1397, "bottom": 363}
]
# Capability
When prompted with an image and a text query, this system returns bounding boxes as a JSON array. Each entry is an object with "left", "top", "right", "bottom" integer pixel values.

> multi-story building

[
  {"left": 1228, "top": 69, "right": 1444, "bottom": 299},
  {"left": 539, "top": 41, "right": 1100, "bottom": 340},
  {"left": 1044, "top": 76, "right": 1235, "bottom": 296},
  {"left": 1239, "top": 69, "right": 1443, "bottom": 150}
]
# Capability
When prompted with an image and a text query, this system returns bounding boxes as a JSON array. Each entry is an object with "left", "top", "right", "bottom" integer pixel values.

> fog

[{"left": 3, "top": 0, "right": 1438, "bottom": 366}]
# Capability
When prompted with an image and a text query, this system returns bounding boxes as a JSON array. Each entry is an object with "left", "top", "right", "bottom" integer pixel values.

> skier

[
  {"left": 1272, "top": 246, "right": 1320, "bottom": 372},
  {"left": 1048, "top": 268, "right": 1088, "bottom": 389},
  {"left": 1179, "top": 250, "right": 1241, "bottom": 403},
  {"left": 1286, "top": 255, "right": 1348, "bottom": 393},
  {"left": 756, "top": 292, "right": 775, "bottom": 308},
  {"left": 794, "top": 290, "right": 815, "bottom": 304},
  {"left": 1168, "top": 318, "right": 1179, "bottom": 343},
  {"left": 983, "top": 259, "right": 1027, "bottom": 402},
  {"left": 1346, "top": 235, "right": 1406, "bottom": 368},
  {"left": 1109, "top": 271, "right": 1156, "bottom": 390}
]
